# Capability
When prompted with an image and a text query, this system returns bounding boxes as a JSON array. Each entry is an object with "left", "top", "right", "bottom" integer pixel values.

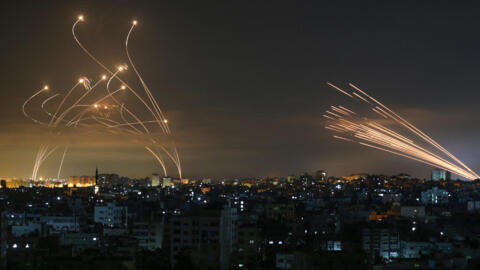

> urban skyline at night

[{"left": 2, "top": 2, "right": 480, "bottom": 270}]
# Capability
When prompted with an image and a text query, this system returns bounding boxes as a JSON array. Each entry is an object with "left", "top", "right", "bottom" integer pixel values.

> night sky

[{"left": 1, "top": 1, "right": 479, "bottom": 179}]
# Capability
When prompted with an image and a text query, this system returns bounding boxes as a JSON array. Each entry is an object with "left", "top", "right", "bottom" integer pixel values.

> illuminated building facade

[
  {"left": 362, "top": 228, "right": 400, "bottom": 261},
  {"left": 431, "top": 169, "right": 451, "bottom": 181},
  {"left": 151, "top": 173, "right": 160, "bottom": 187},
  {"left": 421, "top": 187, "right": 449, "bottom": 204},
  {"left": 94, "top": 202, "right": 127, "bottom": 228},
  {"left": 161, "top": 177, "right": 172, "bottom": 188},
  {"left": 68, "top": 176, "right": 96, "bottom": 187}
]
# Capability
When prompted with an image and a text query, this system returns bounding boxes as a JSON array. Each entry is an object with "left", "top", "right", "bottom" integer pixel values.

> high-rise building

[
  {"left": 431, "top": 169, "right": 451, "bottom": 181},
  {"left": 169, "top": 202, "right": 238, "bottom": 270},
  {"left": 233, "top": 224, "right": 262, "bottom": 268},
  {"left": 315, "top": 170, "right": 327, "bottom": 181},
  {"left": 151, "top": 174, "right": 160, "bottom": 187},
  {"left": 287, "top": 175, "right": 297, "bottom": 184},
  {"left": 362, "top": 228, "right": 400, "bottom": 261},
  {"left": 162, "top": 176, "right": 172, "bottom": 188},
  {"left": 421, "top": 187, "right": 449, "bottom": 204},
  {"left": 94, "top": 202, "right": 128, "bottom": 228},
  {"left": 132, "top": 219, "right": 164, "bottom": 250}
]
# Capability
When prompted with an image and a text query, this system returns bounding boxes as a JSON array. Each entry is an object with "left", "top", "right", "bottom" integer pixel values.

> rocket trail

[
  {"left": 145, "top": 146, "right": 167, "bottom": 177},
  {"left": 325, "top": 82, "right": 479, "bottom": 180},
  {"left": 350, "top": 82, "right": 479, "bottom": 179},
  {"left": 24, "top": 15, "right": 183, "bottom": 180},
  {"left": 57, "top": 146, "right": 68, "bottom": 180}
]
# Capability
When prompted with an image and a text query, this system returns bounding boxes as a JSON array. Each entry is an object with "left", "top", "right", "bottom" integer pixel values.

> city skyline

[{"left": 1, "top": 1, "right": 480, "bottom": 179}]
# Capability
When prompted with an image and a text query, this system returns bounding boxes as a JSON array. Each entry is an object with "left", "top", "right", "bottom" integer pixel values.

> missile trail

[
  {"left": 24, "top": 15, "right": 184, "bottom": 180},
  {"left": 325, "top": 82, "right": 479, "bottom": 180}
]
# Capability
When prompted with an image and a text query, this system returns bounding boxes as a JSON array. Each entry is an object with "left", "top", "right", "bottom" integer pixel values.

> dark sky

[{"left": 1, "top": 0, "right": 479, "bottom": 179}]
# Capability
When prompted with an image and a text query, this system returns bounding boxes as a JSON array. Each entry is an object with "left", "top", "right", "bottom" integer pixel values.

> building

[
  {"left": 68, "top": 176, "right": 96, "bottom": 187},
  {"left": 421, "top": 187, "right": 449, "bottom": 205},
  {"left": 169, "top": 202, "right": 237, "bottom": 270},
  {"left": 131, "top": 219, "right": 164, "bottom": 250},
  {"left": 40, "top": 216, "right": 81, "bottom": 232},
  {"left": 234, "top": 224, "right": 262, "bottom": 268},
  {"left": 265, "top": 201, "right": 295, "bottom": 221},
  {"left": 362, "top": 228, "right": 400, "bottom": 261},
  {"left": 151, "top": 174, "right": 160, "bottom": 187},
  {"left": 274, "top": 252, "right": 314, "bottom": 270},
  {"left": 400, "top": 206, "right": 426, "bottom": 218},
  {"left": 315, "top": 170, "right": 327, "bottom": 181},
  {"left": 162, "top": 177, "right": 172, "bottom": 188},
  {"left": 11, "top": 222, "right": 43, "bottom": 237},
  {"left": 326, "top": 240, "right": 342, "bottom": 251},
  {"left": 276, "top": 253, "right": 294, "bottom": 269},
  {"left": 59, "top": 232, "right": 99, "bottom": 255},
  {"left": 400, "top": 241, "right": 431, "bottom": 258},
  {"left": 94, "top": 202, "right": 127, "bottom": 227},
  {"left": 431, "top": 169, "right": 451, "bottom": 181},
  {"left": 467, "top": 200, "right": 480, "bottom": 211},
  {"left": 96, "top": 173, "right": 120, "bottom": 188},
  {"left": 287, "top": 175, "right": 297, "bottom": 184}
]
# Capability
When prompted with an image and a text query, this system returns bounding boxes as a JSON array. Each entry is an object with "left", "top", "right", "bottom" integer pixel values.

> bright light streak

[
  {"left": 325, "top": 82, "right": 479, "bottom": 180},
  {"left": 23, "top": 15, "right": 183, "bottom": 180}
]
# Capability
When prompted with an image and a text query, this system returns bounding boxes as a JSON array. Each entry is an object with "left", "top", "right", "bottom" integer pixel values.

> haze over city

[{"left": 2, "top": 1, "right": 479, "bottom": 180}]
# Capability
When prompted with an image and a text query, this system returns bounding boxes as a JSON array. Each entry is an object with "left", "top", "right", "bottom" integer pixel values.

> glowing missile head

[
  {"left": 78, "top": 15, "right": 84, "bottom": 21},
  {"left": 121, "top": 85, "right": 126, "bottom": 90},
  {"left": 104, "top": 105, "right": 108, "bottom": 109},
  {"left": 132, "top": 20, "right": 137, "bottom": 25},
  {"left": 43, "top": 85, "right": 49, "bottom": 90},
  {"left": 118, "top": 65, "right": 127, "bottom": 71},
  {"left": 79, "top": 78, "right": 85, "bottom": 83},
  {"left": 163, "top": 119, "right": 168, "bottom": 124},
  {"left": 93, "top": 104, "right": 98, "bottom": 108},
  {"left": 101, "top": 75, "right": 107, "bottom": 80}
]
